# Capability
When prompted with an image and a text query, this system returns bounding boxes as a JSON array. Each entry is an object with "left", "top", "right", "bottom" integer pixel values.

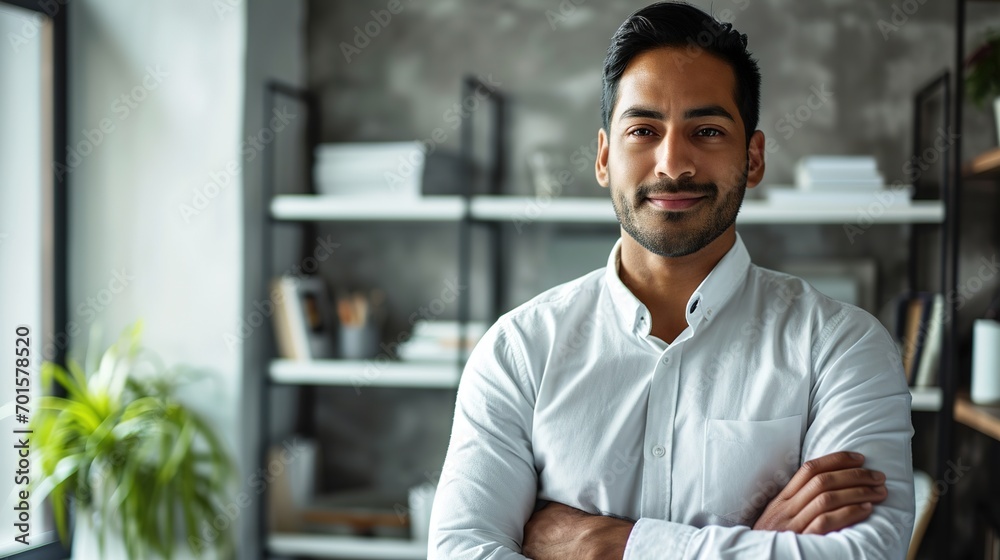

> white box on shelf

[
  {"left": 314, "top": 141, "right": 426, "bottom": 198},
  {"left": 765, "top": 186, "right": 912, "bottom": 207}
]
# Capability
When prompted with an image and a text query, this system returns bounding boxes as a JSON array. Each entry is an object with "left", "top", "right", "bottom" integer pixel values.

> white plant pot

[
  {"left": 72, "top": 508, "right": 128, "bottom": 560},
  {"left": 994, "top": 97, "right": 1000, "bottom": 144}
]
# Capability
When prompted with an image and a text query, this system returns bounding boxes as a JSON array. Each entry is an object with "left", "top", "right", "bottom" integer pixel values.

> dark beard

[{"left": 610, "top": 162, "right": 748, "bottom": 257}]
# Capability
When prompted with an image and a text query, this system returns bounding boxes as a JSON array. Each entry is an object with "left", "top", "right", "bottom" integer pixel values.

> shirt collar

[{"left": 604, "top": 233, "right": 752, "bottom": 336}]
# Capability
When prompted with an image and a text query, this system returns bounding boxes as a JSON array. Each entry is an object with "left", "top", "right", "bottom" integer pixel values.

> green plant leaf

[{"left": 35, "top": 321, "right": 236, "bottom": 558}]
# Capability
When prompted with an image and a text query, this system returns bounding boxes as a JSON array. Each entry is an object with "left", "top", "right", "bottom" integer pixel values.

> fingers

[
  {"left": 779, "top": 451, "right": 866, "bottom": 499},
  {"left": 792, "top": 484, "right": 888, "bottom": 532},
  {"left": 801, "top": 503, "right": 874, "bottom": 535}
]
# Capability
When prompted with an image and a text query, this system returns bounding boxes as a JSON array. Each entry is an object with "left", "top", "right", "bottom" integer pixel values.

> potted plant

[
  {"left": 966, "top": 30, "right": 1000, "bottom": 141},
  {"left": 32, "top": 322, "right": 235, "bottom": 559}
]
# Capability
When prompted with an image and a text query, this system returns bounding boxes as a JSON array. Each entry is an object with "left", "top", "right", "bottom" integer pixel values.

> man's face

[{"left": 596, "top": 47, "right": 765, "bottom": 258}]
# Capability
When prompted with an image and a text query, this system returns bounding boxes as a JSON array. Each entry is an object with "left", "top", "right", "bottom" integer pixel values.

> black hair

[{"left": 601, "top": 2, "right": 761, "bottom": 145}]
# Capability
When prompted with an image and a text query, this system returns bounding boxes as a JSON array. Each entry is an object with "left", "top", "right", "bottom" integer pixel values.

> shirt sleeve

[
  {"left": 623, "top": 307, "right": 916, "bottom": 560},
  {"left": 428, "top": 320, "right": 537, "bottom": 559}
]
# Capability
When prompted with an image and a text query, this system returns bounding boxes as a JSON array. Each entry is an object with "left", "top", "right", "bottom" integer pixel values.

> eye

[
  {"left": 629, "top": 127, "right": 655, "bottom": 137},
  {"left": 696, "top": 128, "right": 724, "bottom": 137}
]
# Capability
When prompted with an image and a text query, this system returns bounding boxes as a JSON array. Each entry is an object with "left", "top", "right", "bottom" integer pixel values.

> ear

[
  {"left": 745, "top": 130, "right": 766, "bottom": 189},
  {"left": 595, "top": 128, "right": 610, "bottom": 188}
]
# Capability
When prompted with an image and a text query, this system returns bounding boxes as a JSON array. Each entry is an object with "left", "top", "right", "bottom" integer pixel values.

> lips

[{"left": 645, "top": 194, "right": 706, "bottom": 211}]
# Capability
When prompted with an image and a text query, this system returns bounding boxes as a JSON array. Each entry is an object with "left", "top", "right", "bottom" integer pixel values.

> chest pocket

[{"left": 701, "top": 415, "right": 802, "bottom": 526}]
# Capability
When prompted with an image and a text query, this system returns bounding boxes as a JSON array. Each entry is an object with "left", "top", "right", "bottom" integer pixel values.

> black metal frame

[
  {"left": 938, "top": 0, "right": 1000, "bottom": 556},
  {"left": 907, "top": 67, "right": 960, "bottom": 560},
  {"left": 459, "top": 75, "right": 506, "bottom": 349},
  {"left": 1, "top": 0, "right": 69, "bottom": 558},
  {"left": 257, "top": 81, "right": 317, "bottom": 559},
  {"left": 255, "top": 76, "right": 504, "bottom": 558}
]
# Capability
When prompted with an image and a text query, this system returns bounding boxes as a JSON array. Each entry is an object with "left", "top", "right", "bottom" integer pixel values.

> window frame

[{"left": 1, "top": 0, "right": 68, "bottom": 559}]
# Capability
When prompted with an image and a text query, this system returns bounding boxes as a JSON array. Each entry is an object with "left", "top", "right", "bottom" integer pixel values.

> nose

[{"left": 653, "top": 128, "right": 696, "bottom": 181}]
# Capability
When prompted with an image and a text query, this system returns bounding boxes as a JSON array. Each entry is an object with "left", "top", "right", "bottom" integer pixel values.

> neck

[{"left": 618, "top": 228, "right": 736, "bottom": 341}]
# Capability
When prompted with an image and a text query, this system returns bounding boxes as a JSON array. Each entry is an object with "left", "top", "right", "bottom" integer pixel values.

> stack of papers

[
  {"left": 795, "top": 156, "right": 883, "bottom": 191},
  {"left": 314, "top": 142, "right": 426, "bottom": 197},
  {"left": 766, "top": 156, "right": 911, "bottom": 206},
  {"left": 398, "top": 320, "right": 488, "bottom": 362}
]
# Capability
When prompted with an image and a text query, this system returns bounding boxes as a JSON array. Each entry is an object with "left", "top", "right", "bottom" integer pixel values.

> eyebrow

[{"left": 618, "top": 104, "right": 736, "bottom": 123}]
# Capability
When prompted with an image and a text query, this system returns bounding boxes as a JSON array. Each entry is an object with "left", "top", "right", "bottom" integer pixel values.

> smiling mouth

[{"left": 644, "top": 196, "right": 706, "bottom": 211}]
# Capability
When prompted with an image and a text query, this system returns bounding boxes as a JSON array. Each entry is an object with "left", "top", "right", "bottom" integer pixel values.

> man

[{"left": 428, "top": 3, "right": 915, "bottom": 558}]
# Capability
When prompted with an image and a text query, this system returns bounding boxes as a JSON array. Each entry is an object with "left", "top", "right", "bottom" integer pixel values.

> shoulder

[
  {"left": 746, "top": 264, "right": 894, "bottom": 352},
  {"left": 496, "top": 267, "right": 606, "bottom": 333}
]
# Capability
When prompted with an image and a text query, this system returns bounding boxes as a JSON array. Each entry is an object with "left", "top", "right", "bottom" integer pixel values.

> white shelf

[
  {"left": 271, "top": 195, "right": 465, "bottom": 221},
  {"left": 269, "top": 359, "right": 460, "bottom": 389},
  {"left": 271, "top": 194, "right": 943, "bottom": 224},
  {"left": 740, "top": 199, "right": 943, "bottom": 224},
  {"left": 910, "top": 386, "right": 943, "bottom": 412},
  {"left": 268, "top": 533, "right": 425, "bottom": 559},
  {"left": 471, "top": 195, "right": 617, "bottom": 223},
  {"left": 471, "top": 196, "right": 944, "bottom": 225}
]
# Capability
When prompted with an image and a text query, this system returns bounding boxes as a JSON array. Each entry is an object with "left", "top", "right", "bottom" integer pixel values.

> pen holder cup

[{"left": 338, "top": 323, "right": 380, "bottom": 360}]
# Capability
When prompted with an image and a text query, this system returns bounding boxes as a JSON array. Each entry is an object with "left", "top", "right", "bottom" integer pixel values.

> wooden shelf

[
  {"left": 269, "top": 359, "right": 460, "bottom": 389},
  {"left": 271, "top": 195, "right": 465, "bottom": 221},
  {"left": 471, "top": 195, "right": 944, "bottom": 224},
  {"left": 963, "top": 147, "right": 1000, "bottom": 179},
  {"left": 955, "top": 392, "right": 1000, "bottom": 441},
  {"left": 268, "top": 533, "right": 425, "bottom": 559},
  {"left": 910, "top": 386, "right": 943, "bottom": 411}
]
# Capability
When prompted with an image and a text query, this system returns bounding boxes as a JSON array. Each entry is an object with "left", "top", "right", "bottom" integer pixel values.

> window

[{"left": 0, "top": 0, "right": 68, "bottom": 558}]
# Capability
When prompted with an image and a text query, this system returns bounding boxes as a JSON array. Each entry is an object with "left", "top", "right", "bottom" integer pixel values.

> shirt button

[
  {"left": 652, "top": 445, "right": 666, "bottom": 458},
  {"left": 661, "top": 357, "right": 670, "bottom": 365}
]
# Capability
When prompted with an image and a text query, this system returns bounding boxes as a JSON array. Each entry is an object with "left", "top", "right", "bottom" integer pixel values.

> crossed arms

[{"left": 428, "top": 318, "right": 915, "bottom": 559}]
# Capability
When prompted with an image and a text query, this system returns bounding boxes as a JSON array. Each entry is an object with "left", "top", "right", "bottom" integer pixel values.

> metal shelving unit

[
  {"left": 256, "top": 76, "right": 503, "bottom": 560},
  {"left": 254, "top": 64, "right": 957, "bottom": 557}
]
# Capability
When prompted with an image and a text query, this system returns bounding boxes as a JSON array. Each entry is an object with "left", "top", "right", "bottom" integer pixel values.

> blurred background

[{"left": 2, "top": 0, "right": 1000, "bottom": 559}]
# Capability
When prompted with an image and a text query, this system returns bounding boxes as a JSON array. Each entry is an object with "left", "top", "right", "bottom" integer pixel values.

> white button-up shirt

[{"left": 429, "top": 234, "right": 915, "bottom": 559}]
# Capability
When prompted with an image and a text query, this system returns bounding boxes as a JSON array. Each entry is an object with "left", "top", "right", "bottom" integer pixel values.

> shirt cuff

[{"left": 623, "top": 517, "right": 696, "bottom": 560}]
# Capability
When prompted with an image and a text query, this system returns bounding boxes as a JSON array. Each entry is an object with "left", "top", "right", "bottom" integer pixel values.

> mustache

[{"left": 635, "top": 178, "right": 718, "bottom": 200}]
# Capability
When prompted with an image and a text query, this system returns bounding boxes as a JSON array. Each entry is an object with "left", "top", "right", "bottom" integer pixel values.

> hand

[
  {"left": 753, "top": 451, "right": 888, "bottom": 535},
  {"left": 522, "top": 502, "right": 634, "bottom": 560}
]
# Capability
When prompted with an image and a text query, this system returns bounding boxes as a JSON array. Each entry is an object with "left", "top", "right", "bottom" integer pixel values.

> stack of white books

[
  {"left": 766, "top": 156, "right": 911, "bottom": 206},
  {"left": 398, "top": 320, "right": 488, "bottom": 362},
  {"left": 313, "top": 141, "right": 426, "bottom": 197}
]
